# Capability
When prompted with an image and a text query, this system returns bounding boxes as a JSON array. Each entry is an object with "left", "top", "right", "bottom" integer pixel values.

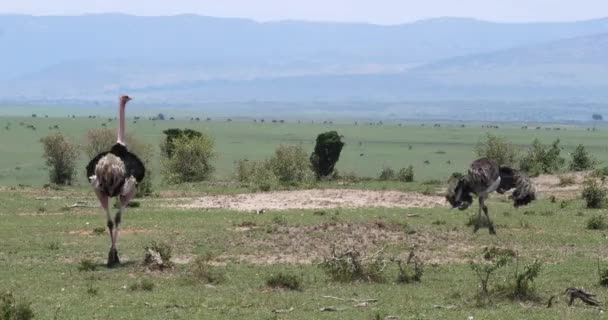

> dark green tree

[
  {"left": 569, "top": 144, "right": 596, "bottom": 171},
  {"left": 310, "top": 131, "right": 345, "bottom": 178},
  {"left": 161, "top": 128, "right": 203, "bottom": 158}
]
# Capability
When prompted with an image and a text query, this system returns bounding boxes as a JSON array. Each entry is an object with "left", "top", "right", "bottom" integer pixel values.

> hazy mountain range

[{"left": 0, "top": 14, "right": 607, "bottom": 120}]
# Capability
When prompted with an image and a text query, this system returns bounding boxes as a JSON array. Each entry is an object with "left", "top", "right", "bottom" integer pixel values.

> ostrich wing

[
  {"left": 86, "top": 151, "right": 110, "bottom": 182},
  {"left": 120, "top": 151, "right": 146, "bottom": 183},
  {"left": 499, "top": 166, "right": 536, "bottom": 207}
]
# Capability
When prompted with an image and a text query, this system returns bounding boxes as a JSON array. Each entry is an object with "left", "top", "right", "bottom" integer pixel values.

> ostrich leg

[
  {"left": 94, "top": 190, "right": 118, "bottom": 267},
  {"left": 480, "top": 196, "right": 496, "bottom": 235},
  {"left": 111, "top": 180, "right": 137, "bottom": 267},
  {"left": 473, "top": 197, "right": 483, "bottom": 233}
]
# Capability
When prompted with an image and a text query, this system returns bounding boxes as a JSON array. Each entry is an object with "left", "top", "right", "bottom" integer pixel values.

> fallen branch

[
  {"left": 319, "top": 306, "right": 346, "bottom": 312},
  {"left": 272, "top": 307, "right": 294, "bottom": 313},
  {"left": 321, "top": 296, "right": 378, "bottom": 303},
  {"left": 565, "top": 288, "right": 601, "bottom": 307}
]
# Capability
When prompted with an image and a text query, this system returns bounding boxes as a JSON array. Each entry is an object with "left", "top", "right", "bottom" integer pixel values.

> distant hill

[{"left": 2, "top": 14, "right": 608, "bottom": 100}]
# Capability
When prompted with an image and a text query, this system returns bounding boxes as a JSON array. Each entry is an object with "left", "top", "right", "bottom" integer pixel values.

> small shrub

[
  {"left": 582, "top": 177, "right": 607, "bottom": 209},
  {"left": 0, "top": 292, "right": 34, "bottom": 320},
  {"left": 599, "top": 267, "right": 608, "bottom": 287},
  {"left": 431, "top": 220, "right": 446, "bottom": 225},
  {"left": 129, "top": 279, "right": 155, "bottom": 292},
  {"left": 313, "top": 210, "right": 327, "bottom": 216},
  {"left": 549, "top": 196, "right": 557, "bottom": 203},
  {"left": 47, "top": 242, "right": 60, "bottom": 250},
  {"left": 474, "top": 133, "right": 519, "bottom": 166},
  {"left": 470, "top": 248, "right": 513, "bottom": 297},
  {"left": 266, "top": 272, "right": 302, "bottom": 291},
  {"left": 190, "top": 255, "right": 225, "bottom": 284},
  {"left": 592, "top": 166, "right": 608, "bottom": 178},
  {"left": 559, "top": 200, "right": 569, "bottom": 209},
  {"left": 587, "top": 215, "right": 607, "bottom": 230},
  {"left": 40, "top": 132, "right": 79, "bottom": 185},
  {"left": 507, "top": 259, "right": 542, "bottom": 301},
  {"left": 569, "top": 144, "right": 596, "bottom": 171},
  {"left": 86, "top": 283, "right": 99, "bottom": 296},
  {"left": 144, "top": 241, "right": 173, "bottom": 270},
  {"left": 395, "top": 248, "right": 424, "bottom": 284},
  {"left": 271, "top": 215, "right": 287, "bottom": 226},
  {"left": 378, "top": 167, "right": 395, "bottom": 181},
  {"left": 78, "top": 259, "right": 98, "bottom": 272},
  {"left": 161, "top": 134, "right": 215, "bottom": 183},
  {"left": 519, "top": 138, "right": 565, "bottom": 176},
  {"left": 319, "top": 248, "right": 386, "bottom": 283},
  {"left": 397, "top": 166, "right": 414, "bottom": 182},
  {"left": 93, "top": 227, "right": 105, "bottom": 235}
]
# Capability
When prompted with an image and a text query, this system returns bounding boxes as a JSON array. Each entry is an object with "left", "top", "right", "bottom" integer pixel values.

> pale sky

[{"left": 1, "top": 0, "right": 607, "bottom": 24}]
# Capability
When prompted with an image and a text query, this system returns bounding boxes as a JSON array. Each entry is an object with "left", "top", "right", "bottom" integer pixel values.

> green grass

[
  {"left": 0, "top": 186, "right": 607, "bottom": 319},
  {"left": 1, "top": 116, "right": 608, "bottom": 186}
]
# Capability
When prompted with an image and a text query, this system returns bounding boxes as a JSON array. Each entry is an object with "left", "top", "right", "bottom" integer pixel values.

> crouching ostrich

[
  {"left": 446, "top": 158, "right": 536, "bottom": 234},
  {"left": 86, "top": 95, "right": 145, "bottom": 267}
]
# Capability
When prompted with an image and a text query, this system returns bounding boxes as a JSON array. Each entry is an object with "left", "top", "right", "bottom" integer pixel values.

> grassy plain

[
  {"left": 1, "top": 187, "right": 608, "bottom": 319},
  {"left": 1, "top": 116, "right": 608, "bottom": 319},
  {"left": 0, "top": 116, "right": 607, "bottom": 186}
]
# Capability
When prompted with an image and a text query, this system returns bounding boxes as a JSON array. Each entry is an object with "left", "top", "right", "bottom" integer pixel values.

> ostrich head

[
  {"left": 120, "top": 95, "right": 132, "bottom": 105},
  {"left": 446, "top": 176, "right": 473, "bottom": 210}
]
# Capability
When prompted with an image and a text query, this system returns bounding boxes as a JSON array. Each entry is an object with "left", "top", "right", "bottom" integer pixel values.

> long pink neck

[{"left": 118, "top": 100, "right": 126, "bottom": 145}]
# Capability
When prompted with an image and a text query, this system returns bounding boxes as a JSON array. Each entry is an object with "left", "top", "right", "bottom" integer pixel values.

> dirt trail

[{"left": 180, "top": 189, "right": 446, "bottom": 211}]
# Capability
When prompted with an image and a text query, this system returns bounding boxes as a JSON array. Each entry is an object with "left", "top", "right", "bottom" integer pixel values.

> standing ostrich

[
  {"left": 446, "top": 158, "right": 536, "bottom": 234},
  {"left": 86, "top": 95, "right": 145, "bottom": 267}
]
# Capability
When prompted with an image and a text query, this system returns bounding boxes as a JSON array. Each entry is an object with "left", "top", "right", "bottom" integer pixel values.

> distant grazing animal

[
  {"left": 446, "top": 158, "right": 536, "bottom": 234},
  {"left": 86, "top": 95, "right": 145, "bottom": 267}
]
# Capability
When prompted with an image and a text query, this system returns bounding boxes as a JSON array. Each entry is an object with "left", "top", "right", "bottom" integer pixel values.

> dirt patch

[
  {"left": 219, "top": 222, "right": 473, "bottom": 265},
  {"left": 66, "top": 228, "right": 155, "bottom": 236},
  {"left": 180, "top": 189, "right": 445, "bottom": 211},
  {"left": 532, "top": 171, "right": 589, "bottom": 198}
]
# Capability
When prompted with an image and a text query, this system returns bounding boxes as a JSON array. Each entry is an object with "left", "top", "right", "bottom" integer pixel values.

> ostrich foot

[
  {"left": 489, "top": 224, "right": 497, "bottom": 235},
  {"left": 107, "top": 248, "right": 120, "bottom": 268}
]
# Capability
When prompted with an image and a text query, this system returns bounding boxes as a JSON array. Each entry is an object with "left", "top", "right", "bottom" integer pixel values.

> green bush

[
  {"left": 582, "top": 178, "right": 607, "bottom": 209},
  {"left": 161, "top": 134, "right": 215, "bottom": 183},
  {"left": 474, "top": 133, "right": 519, "bottom": 166},
  {"left": 378, "top": 167, "right": 395, "bottom": 181},
  {"left": 40, "top": 132, "right": 79, "bottom": 185},
  {"left": 234, "top": 145, "right": 314, "bottom": 190},
  {"left": 310, "top": 131, "right": 345, "bottom": 178},
  {"left": 569, "top": 144, "right": 596, "bottom": 171},
  {"left": 0, "top": 292, "right": 34, "bottom": 320},
  {"left": 320, "top": 248, "right": 385, "bottom": 283},
  {"left": 189, "top": 255, "right": 225, "bottom": 285},
  {"left": 519, "top": 139, "right": 565, "bottom": 176},
  {"left": 587, "top": 215, "right": 607, "bottom": 230},
  {"left": 160, "top": 128, "right": 203, "bottom": 158},
  {"left": 266, "top": 272, "right": 302, "bottom": 291},
  {"left": 397, "top": 166, "right": 415, "bottom": 182}
]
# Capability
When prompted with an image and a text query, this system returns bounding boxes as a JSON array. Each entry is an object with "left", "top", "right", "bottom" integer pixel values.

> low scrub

[
  {"left": 234, "top": 144, "right": 315, "bottom": 191},
  {"left": 266, "top": 272, "right": 302, "bottom": 291},
  {"left": 519, "top": 138, "right": 565, "bottom": 176},
  {"left": 78, "top": 259, "right": 98, "bottom": 272},
  {"left": 397, "top": 166, "right": 415, "bottom": 182},
  {"left": 129, "top": 279, "right": 155, "bottom": 292},
  {"left": 587, "top": 215, "right": 607, "bottom": 230},
  {"left": 582, "top": 177, "right": 607, "bottom": 209},
  {"left": 144, "top": 241, "right": 173, "bottom": 271},
  {"left": 161, "top": 133, "right": 215, "bottom": 184},
  {"left": 395, "top": 248, "right": 424, "bottom": 284},
  {"left": 40, "top": 132, "right": 79, "bottom": 185},
  {"left": 320, "top": 248, "right": 385, "bottom": 283},
  {"left": 569, "top": 144, "right": 596, "bottom": 172},
  {"left": 0, "top": 292, "right": 34, "bottom": 320},
  {"left": 189, "top": 255, "right": 225, "bottom": 285},
  {"left": 378, "top": 167, "right": 395, "bottom": 181}
]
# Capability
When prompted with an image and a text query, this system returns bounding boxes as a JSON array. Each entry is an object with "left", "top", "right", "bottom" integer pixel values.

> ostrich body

[
  {"left": 86, "top": 95, "right": 145, "bottom": 267},
  {"left": 446, "top": 158, "right": 536, "bottom": 234}
]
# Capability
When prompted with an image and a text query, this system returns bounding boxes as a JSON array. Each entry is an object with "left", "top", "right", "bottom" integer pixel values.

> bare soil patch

[
  {"left": 180, "top": 189, "right": 445, "bottom": 211},
  {"left": 220, "top": 222, "right": 473, "bottom": 265},
  {"left": 532, "top": 172, "right": 588, "bottom": 198}
]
